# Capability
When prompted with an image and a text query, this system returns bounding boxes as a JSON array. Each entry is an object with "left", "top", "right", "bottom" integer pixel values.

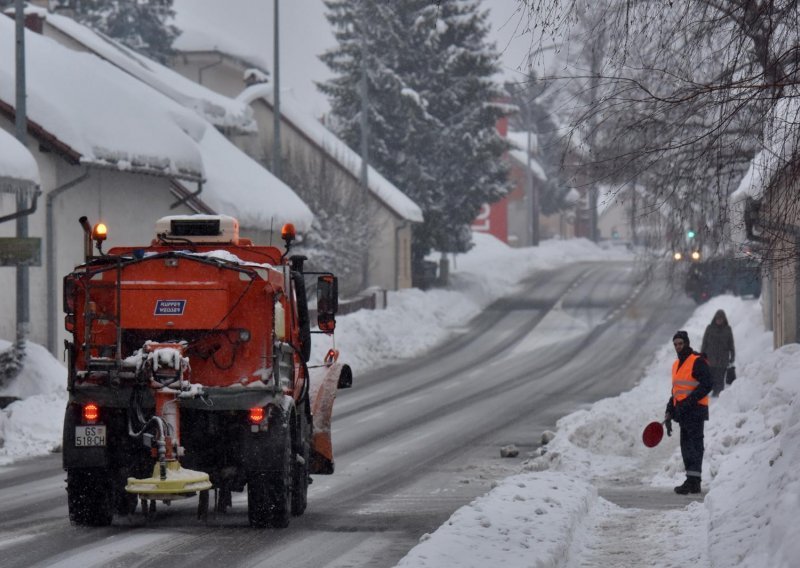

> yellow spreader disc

[{"left": 125, "top": 461, "right": 212, "bottom": 496}]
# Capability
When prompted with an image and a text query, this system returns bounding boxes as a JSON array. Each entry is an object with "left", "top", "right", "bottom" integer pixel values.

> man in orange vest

[{"left": 665, "top": 330, "right": 712, "bottom": 494}]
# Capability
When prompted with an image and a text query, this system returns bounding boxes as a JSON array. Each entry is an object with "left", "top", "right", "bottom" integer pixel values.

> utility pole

[
  {"left": 587, "top": 33, "right": 603, "bottom": 243},
  {"left": 272, "top": 0, "right": 282, "bottom": 179},
  {"left": 15, "top": 0, "right": 30, "bottom": 363},
  {"left": 359, "top": 21, "right": 370, "bottom": 289},
  {"left": 523, "top": 75, "right": 540, "bottom": 247}
]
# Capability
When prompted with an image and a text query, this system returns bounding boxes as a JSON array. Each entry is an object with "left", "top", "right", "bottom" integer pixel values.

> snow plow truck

[{"left": 62, "top": 214, "right": 352, "bottom": 528}]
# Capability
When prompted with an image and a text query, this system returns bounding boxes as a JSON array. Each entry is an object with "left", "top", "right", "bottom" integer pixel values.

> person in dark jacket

[
  {"left": 665, "top": 330, "right": 713, "bottom": 495},
  {"left": 701, "top": 309, "right": 735, "bottom": 396}
]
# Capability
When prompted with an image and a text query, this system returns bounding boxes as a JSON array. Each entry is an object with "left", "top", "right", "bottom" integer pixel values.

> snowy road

[{"left": 0, "top": 260, "right": 696, "bottom": 568}]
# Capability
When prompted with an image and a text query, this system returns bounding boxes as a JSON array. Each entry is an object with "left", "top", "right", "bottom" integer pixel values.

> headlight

[{"left": 673, "top": 252, "right": 683, "bottom": 261}]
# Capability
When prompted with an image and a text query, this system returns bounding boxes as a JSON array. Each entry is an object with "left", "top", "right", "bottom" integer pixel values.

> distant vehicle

[
  {"left": 684, "top": 256, "right": 761, "bottom": 303},
  {"left": 672, "top": 249, "right": 702, "bottom": 262}
]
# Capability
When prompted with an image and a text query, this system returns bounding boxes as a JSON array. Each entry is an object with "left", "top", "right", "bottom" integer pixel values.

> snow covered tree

[
  {"left": 319, "top": 0, "right": 511, "bottom": 271},
  {"left": 53, "top": 0, "right": 179, "bottom": 63},
  {"left": 518, "top": 0, "right": 799, "bottom": 263},
  {"left": 281, "top": 148, "right": 376, "bottom": 297}
]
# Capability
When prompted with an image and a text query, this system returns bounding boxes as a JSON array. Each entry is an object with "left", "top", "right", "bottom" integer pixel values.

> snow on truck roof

[{"left": 0, "top": 15, "right": 312, "bottom": 232}]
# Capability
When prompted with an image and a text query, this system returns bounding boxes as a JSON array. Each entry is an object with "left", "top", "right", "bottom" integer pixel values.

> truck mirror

[
  {"left": 317, "top": 275, "right": 338, "bottom": 315},
  {"left": 318, "top": 313, "right": 336, "bottom": 334}
]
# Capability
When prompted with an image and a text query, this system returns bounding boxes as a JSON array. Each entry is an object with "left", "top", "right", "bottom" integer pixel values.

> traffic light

[{"left": 687, "top": 230, "right": 696, "bottom": 239}]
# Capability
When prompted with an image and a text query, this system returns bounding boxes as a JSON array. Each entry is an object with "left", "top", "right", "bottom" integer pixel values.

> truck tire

[
  {"left": 247, "top": 428, "right": 293, "bottom": 528},
  {"left": 292, "top": 406, "right": 311, "bottom": 516},
  {"left": 66, "top": 468, "right": 114, "bottom": 526}
]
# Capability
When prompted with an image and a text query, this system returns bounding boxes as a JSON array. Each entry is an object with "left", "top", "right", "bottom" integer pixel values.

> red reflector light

[
  {"left": 83, "top": 403, "right": 99, "bottom": 422},
  {"left": 249, "top": 407, "right": 265, "bottom": 424}
]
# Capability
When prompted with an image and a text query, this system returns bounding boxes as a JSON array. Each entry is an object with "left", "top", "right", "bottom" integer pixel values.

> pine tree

[
  {"left": 53, "top": 0, "right": 179, "bottom": 64},
  {"left": 319, "top": 0, "right": 510, "bottom": 268}
]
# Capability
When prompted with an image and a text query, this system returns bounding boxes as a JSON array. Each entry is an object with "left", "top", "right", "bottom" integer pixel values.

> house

[
  {"left": 168, "top": 32, "right": 423, "bottom": 294},
  {"left": 236, "top": 83, "right": 423, "bottom": 294},
  {"left": 596, "top": 184, "right": 666, "bottom": 247},
  {"left": 472, "top": 125, "right": 576, "bottom": 245},
  {"left": 0, "top": 13, "right": 312, "bottom": 355},
  {"left": 732, "top": 140, "right": 800, "bottom": 347}
]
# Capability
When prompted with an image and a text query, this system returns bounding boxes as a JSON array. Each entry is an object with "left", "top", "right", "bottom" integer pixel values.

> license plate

[{"left": 75, "top": 425, "right": 107, "bottom": 447}]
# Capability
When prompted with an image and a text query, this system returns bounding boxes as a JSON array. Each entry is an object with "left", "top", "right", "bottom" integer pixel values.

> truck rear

[{"left": 62, "top": 214, "right": 351, "bottom": 528}]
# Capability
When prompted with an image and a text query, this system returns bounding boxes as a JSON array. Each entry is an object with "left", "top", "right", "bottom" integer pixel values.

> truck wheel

[
  {"left": 67, "top": 468, "right": 114, "bottom": 526},
  {"left": 247, "top": 473, "right": 270, "bottom": 528},
  {"left": 247, "top": 429, "right": 293, "bottom": 528},
  {"left": 292, "top": 408, "right": 311, "bottom": 516}
]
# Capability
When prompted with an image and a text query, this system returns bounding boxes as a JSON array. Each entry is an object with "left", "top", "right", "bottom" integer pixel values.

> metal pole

[
  {"left": 359, "top": 22, "right": 370, "bottom": 288},
  {"left": 359, "top": 32, "right": 369, "bottom": 189},
  {"left": 15, "top": 0, "right": 30, "bottom": 358},
  {"left": 46, "top": 171, "right": 90, "bottom": 355},
  {"left": 526, "top": 129, "right": 534, "bottom": 246},
  {"left": 272, "top": 0, "right": 282, "bottom": 179}
]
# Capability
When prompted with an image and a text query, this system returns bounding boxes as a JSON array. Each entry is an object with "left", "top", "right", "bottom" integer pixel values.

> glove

[{"left": 665, "top": 419, "right": 673, "bottom": 437}]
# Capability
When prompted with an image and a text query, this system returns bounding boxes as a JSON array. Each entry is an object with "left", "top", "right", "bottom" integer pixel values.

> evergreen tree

[
  {"left": 54, "top": 0, "right": 179, "bottom": 63},
  {"left": 319, "top": 0, "right": 510, "bottom": 269}
]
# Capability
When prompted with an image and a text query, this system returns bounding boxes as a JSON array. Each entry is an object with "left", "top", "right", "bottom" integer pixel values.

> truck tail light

[
  {"left": 248, "top": 407, "right": 265, "bottom": 425},
  {"left": 83, "top": 403, "right": 99, "bottom": 423}
]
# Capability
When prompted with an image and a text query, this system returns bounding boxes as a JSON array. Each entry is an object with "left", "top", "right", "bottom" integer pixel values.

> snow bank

[
  {"left": 0, "top": 341, "right": 67, "bottom": 465},
  {"left": 397, "top": 295, "right": 800, "bottom": 568}
]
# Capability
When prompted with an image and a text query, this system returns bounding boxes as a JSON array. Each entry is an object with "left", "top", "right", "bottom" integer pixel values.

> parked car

[{"left": 684, "top": 256, "right": 761, "bottom": 303}]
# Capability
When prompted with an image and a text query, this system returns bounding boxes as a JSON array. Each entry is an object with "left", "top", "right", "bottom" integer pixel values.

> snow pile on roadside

[
  {"left": 311, "top": 234, "right": 631, "bottom": 373},
  {"left": 395, "top": 295, "right": 800, "bottom": 568},
  {"left": 0, "top": 341, "right": 67, "bottom": 465},
  {"left": 396, "top": 472, "right": 596, "bottom": 567}
]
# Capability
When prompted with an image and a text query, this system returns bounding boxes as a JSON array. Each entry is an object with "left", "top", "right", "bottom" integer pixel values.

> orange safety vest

[{"left": 672, "top": 353, "right": 709, "bottom": 406}]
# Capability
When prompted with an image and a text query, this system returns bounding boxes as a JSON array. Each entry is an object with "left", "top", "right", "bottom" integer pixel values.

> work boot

[{"left": 674, "top": 477, "right": 702, "bottom": 495}]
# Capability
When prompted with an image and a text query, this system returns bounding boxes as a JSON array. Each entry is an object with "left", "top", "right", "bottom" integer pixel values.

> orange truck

[{"left": 62, "top": 214, "right": 351, "bottom": 528}]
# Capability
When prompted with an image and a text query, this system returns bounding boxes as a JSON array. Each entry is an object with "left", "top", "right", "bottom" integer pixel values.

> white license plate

[{"left": 75, "top": 425, "right": 107, "bottom": 447}]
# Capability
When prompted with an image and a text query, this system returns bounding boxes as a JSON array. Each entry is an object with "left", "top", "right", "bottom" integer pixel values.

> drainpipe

[
  {"left": 46, "top": 170, "right": 90, "bottom": 355},
  {"left": 394, "top": 220, "right": 409, "bottom": 291},
  {"left": 0, "top": 185, "right": 39, "bottom": 223}
]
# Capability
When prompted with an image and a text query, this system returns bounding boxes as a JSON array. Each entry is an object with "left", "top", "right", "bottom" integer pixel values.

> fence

[{"left": 308, "top": 287, "right": 387, "bottom": 322}]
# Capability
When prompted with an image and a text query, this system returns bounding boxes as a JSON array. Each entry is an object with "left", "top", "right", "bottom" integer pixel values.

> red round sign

[{"left": 642, "top": 421, "right": 664, "bottom": 448}]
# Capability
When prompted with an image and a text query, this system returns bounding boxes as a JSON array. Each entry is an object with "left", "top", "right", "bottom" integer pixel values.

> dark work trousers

[
  {"left": 710, "top": 367, "right": 726, "bottom": 396},
  {"left": 679, "top": 418, "right": 705, "bottom": 479}
]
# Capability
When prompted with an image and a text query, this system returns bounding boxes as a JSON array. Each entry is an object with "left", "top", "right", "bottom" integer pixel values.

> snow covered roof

[
  {"left": 171, "top": 4, "right": 270, "bottom": 72},
  {"left": 0, "top": 15, "right": 205, "bottom": 181},
  {"left": 730, "top": 151, "right": 768, "bottom": 203},
  {"left": 26, "top": 7, "right": 256, "bottom": 133},
  {"left": 506, "top": 131, "right": 547, "bottom": 182},
  {"left": 195, "top": 126, "right": 313, "bottom": 231},
  {"left": 0, "top": 128, "right": 40, "bottom": 191},
  {"left": 238, "top": 84, "right": 424, "bottom": 223},
  {"left": 0, "top": 17, "right": 312, "bottom": 231}
]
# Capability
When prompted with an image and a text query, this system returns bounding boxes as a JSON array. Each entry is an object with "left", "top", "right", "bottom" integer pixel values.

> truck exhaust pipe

[{"left": 79, "top": 216, "right": 93, "bottom": 262}]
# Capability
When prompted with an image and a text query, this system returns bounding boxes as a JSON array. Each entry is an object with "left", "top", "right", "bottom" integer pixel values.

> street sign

[{"left": 0, "top": 237, "right": 41, "bottom": 266}]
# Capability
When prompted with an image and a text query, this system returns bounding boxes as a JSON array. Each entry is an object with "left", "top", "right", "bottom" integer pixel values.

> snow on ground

[
  {"left": 1, "top": 234, "right": 795, "bottom": 567},
  {"left": 395, "top": 294, "right": 800, "bottom": 568}
]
